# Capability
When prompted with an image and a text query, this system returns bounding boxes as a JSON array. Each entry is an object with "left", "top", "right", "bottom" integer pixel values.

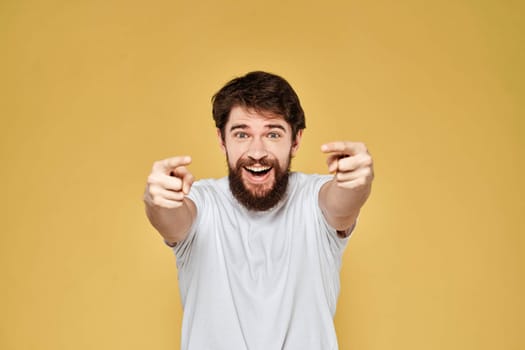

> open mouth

[{"left": 244, "top": 165, "right": 272, "bottom": 177}]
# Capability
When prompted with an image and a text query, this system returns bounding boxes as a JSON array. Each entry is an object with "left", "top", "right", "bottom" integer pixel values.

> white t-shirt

[{"left": 172, "top": 172, "right": 351, "bottom": 350}]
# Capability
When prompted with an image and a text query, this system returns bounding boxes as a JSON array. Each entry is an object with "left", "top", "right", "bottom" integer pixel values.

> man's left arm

[{"left": 319, "top": 141, "right": 374, "bottom": 237}]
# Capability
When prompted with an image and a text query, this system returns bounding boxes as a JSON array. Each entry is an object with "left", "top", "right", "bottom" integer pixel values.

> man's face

[{"left": 219, "top": 105, "right": 302, "bottom": 211}]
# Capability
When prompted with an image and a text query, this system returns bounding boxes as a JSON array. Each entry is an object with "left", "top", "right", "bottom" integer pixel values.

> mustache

[{"left": 235, "top": 157, "right": 277, "bottom": 169}]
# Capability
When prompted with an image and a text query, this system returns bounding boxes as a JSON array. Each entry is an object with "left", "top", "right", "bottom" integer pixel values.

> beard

[{"left": 228, "top": 154, "right": 291, "bottom": 211}]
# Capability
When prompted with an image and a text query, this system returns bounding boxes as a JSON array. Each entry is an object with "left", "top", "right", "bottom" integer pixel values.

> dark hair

[{"left": 212, "top": 71, "right": 306, "bottom": 141}]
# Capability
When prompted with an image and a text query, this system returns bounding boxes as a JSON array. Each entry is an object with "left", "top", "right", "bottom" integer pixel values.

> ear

[
  {"left": 291, "top": 129, "right": 303, "bottom": 156},
  {"left": 217, "top": 128, "right": 226, "bottom": 153}
]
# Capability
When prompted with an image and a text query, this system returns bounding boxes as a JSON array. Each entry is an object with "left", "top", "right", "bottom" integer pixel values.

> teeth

[{"left": 245, "top": 166, "right": 271, "bottom": 173}]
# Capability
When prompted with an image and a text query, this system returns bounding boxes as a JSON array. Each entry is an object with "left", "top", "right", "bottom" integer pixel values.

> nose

[{"left": 246, "top": 137, "right": 268, "bottom": 161}]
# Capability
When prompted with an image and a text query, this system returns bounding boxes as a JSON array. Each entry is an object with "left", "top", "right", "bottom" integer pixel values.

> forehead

[{"left": 227, "top": 105, "right": 290, "bottom": 129}]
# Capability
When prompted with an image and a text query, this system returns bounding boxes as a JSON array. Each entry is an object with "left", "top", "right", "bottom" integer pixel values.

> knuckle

[
  {"left": 337, "top": 181, "right": 351, "bottom": 190},
  {"left": 147, "top": 174, "right": 157, "bottom": 184},
  {"left": 356, "top": 142, "right": 368, "bottom": 153},
  {"left": 152, "top": 197, "right": 164, "bottom": 206},
  {"left": 149, "top": 186, "right": 160, "bottom": 197},
  {"left": 168, "top": 200, "right": 182, "bottom": 209},
  {"left": 346, "top": 181, "right": 360, "bottom": 190},
  {"left": 152, "top": 161, "right": 162, "bottom": 171}
]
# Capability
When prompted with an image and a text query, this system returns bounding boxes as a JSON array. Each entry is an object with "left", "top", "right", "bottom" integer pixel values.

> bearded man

[{"left": 144, "top": 71, "right": 374, "bottom": 350}]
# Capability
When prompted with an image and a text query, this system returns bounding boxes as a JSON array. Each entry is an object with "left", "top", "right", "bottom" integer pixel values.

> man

[{"left": 144, "top": 71, "right": 374, "bottom": 350}]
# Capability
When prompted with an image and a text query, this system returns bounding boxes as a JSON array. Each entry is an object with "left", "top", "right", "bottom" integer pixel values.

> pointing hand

[
  {"left": 321, "top": 142, "right": 374, "bottom": 190},
  {"left": 144, "top": 156, "right": 195, "bottom": 209}
]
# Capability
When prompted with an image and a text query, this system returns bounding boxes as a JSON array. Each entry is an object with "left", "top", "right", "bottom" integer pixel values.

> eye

[
  {"left": 267, "top": 132, "right": 281, "bottom": 139},
  {"left": 234, "top": 131, "right": 249, "bottom": 139}
]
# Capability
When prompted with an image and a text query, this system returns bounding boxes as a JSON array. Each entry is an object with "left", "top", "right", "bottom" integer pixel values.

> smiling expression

[{"left": 220, "top": 105, "right": 302, "bottom": 210}]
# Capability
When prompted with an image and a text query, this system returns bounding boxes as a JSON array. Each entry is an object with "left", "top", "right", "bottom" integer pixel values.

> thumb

[{"left": 181, "top": 171, "right": 195, "bottom": 195}]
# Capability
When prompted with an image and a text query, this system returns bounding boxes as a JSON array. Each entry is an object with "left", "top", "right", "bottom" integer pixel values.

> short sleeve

[
  {"left": 310, "top": 174, "right": 354, "bottom": 258},
  {"left": 169, "top": 183, "right": 205, "bottom": 268}
]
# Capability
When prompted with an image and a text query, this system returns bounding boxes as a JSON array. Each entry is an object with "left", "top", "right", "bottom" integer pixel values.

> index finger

[
  {"left": 321, "top": 141, "right": 365, "bottom": 156},
  {"left": 153, "top": 156, "right": 192, "bottom": 174}
]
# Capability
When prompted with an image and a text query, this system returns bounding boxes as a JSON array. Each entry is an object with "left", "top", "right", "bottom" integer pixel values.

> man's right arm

[{"left": 143, "top": 156, "right": 196, "bottom": 245}]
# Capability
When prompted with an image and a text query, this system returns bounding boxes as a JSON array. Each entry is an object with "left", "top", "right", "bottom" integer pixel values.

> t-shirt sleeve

[
  {"left": 310, "top": 174, "right": 354, "bottom": 257},
  {"left": 169, "top": 182, "right": 204, "bottom": 268}
]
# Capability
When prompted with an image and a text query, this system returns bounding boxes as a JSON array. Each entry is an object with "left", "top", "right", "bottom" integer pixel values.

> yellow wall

[{"left": 1, "top": 0, "right": 523, "bottom": 349}]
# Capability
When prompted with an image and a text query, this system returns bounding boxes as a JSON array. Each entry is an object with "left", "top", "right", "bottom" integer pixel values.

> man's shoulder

[
  {"left": 286, "top": 172, "right": 333, "bottom": 202},
  {"left": 189, "top": 176, "right": 229, "bottom": 200},
  {"left": 193, "top": 176, "right": 228, "bottom": 187},
  {"left": 290, "top": 172, "right": 332, "bottom": 187}
]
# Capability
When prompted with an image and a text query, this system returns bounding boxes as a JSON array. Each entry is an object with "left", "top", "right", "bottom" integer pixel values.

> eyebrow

[
  {"left": 266, "top": 124, "right": 287, "bottom": 132},
  {"left": 229, "top": 124, "right": 287, "bottom": 132}
]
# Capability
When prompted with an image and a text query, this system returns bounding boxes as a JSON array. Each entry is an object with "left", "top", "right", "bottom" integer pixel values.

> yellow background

[{"left": 1, "top": 0, "right": 523, "bottom": 349}]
